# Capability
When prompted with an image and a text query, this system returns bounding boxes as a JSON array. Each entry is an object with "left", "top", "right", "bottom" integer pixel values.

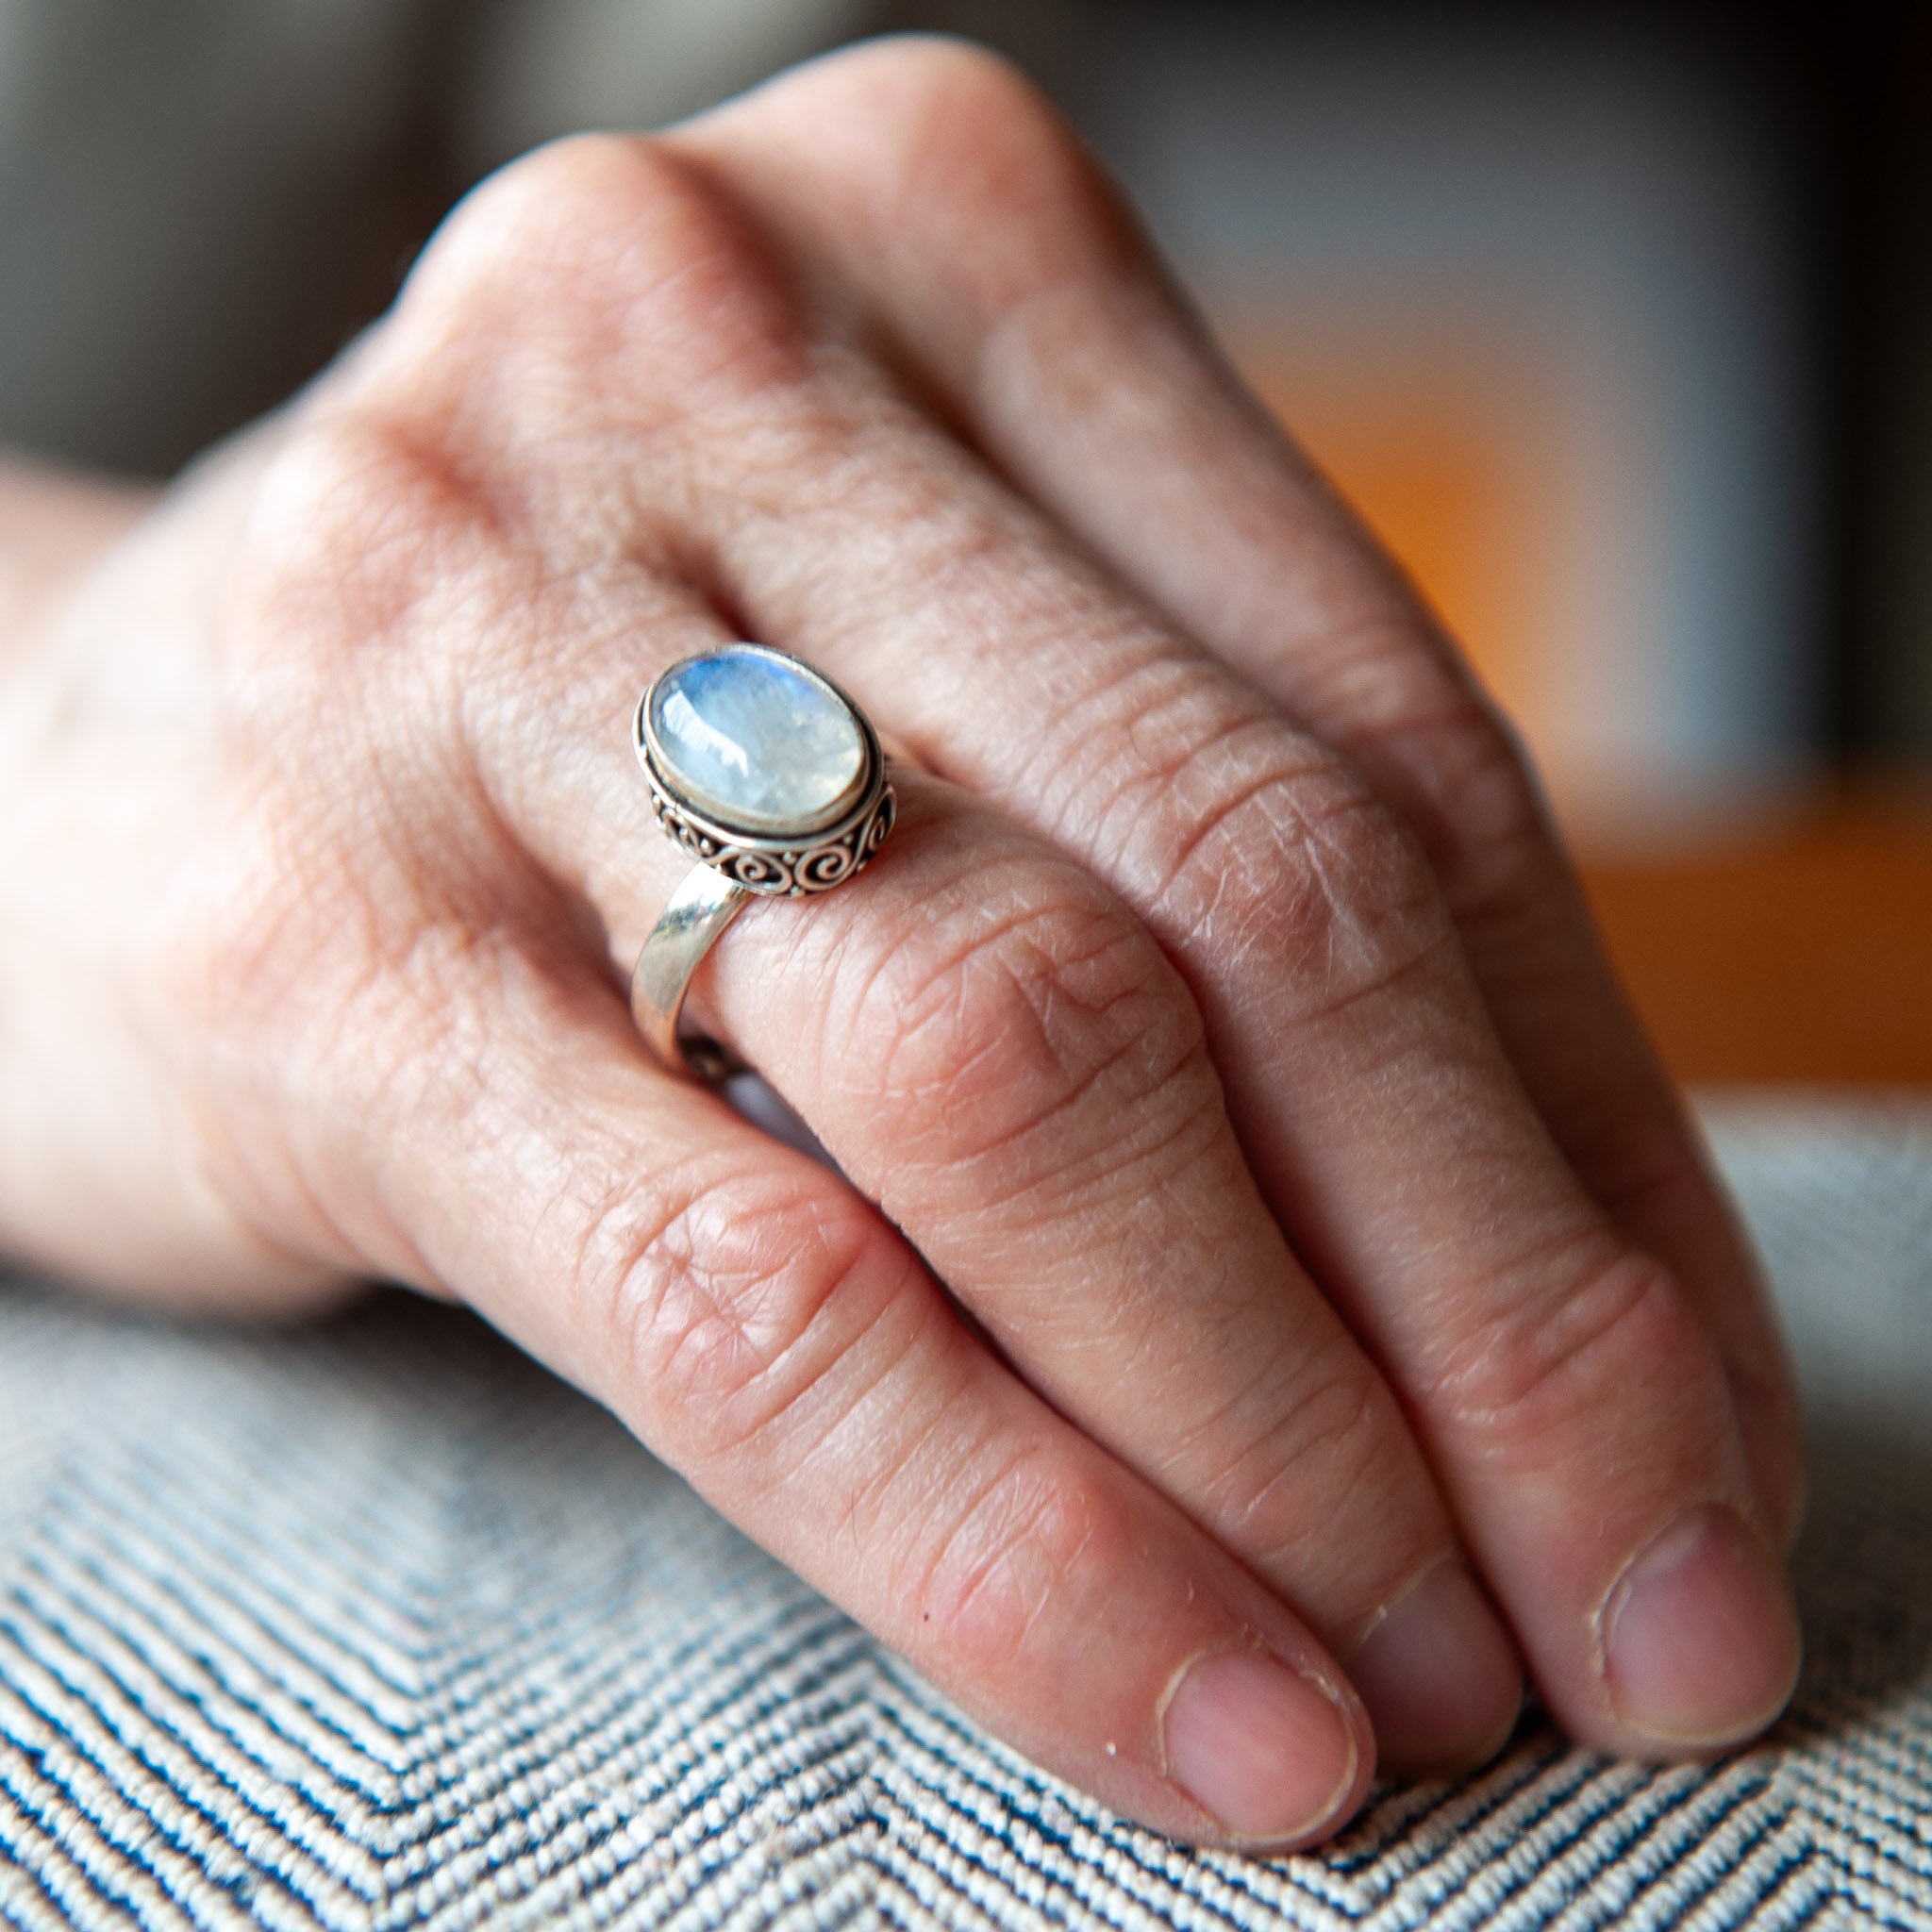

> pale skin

[{"left": 0, "top": 40, "right": 1804, "bottom": 1851}]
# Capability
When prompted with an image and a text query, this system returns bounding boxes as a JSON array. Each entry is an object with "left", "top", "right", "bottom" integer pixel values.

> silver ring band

[
  {"left": 629, "top": 643, "right": 897, "bottom": 1079},
  {"left": 629, "top": 865, "right": 752, "bottom": 1081}
]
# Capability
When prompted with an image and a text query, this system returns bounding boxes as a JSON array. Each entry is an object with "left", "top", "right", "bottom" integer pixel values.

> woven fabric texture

[{"left": 1, "top": 1097, "right": 1928, "bottom": 1930}]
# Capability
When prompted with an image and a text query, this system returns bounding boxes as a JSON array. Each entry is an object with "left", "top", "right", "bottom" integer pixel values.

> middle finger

[{"left": 684, "top": 367, "right": 1798, "bottom": 1757}]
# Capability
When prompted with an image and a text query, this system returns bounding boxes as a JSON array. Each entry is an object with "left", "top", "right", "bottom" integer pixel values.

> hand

[{"left": 0, "top": 38, "right": 1802, "bottom": 1851}]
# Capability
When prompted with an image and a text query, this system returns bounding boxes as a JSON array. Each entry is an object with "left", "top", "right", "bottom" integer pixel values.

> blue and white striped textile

[{"left": 2, "top": 1097, "right": 1929, "bottom": 1928}]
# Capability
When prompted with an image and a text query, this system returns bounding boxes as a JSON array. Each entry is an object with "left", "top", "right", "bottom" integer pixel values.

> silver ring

[{"left": 629, "top": 642, "right": 897, "bottom": 1078}]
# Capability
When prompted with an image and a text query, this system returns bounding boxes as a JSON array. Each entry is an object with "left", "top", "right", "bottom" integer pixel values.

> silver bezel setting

[{"left": 634, "top": 646, "right": 896, "bottom": 898}]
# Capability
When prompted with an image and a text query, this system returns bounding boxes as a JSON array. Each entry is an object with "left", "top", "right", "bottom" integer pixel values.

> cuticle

[
  {"left": 1345, "top": 1552, "right": 1459, "bottom": 1661},
  {"left": 1591, "top": 1494, "right": 1735, "bottom": 1664},
  {"left": 1153, "top": 1635, "right": 1255, "bottom": 1782}
]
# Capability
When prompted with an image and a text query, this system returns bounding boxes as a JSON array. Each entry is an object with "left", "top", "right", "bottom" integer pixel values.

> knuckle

[
  {"left": 422, "top": 133, "right": 669, "bottom": 299},
  {"left": 1128, "top": 697, "right": 1450, "bottom": 1020},
  {"left": 864, "top": 33, "right": 1059, "bottom": 122},
  {"left": 1374, "top": 685, "right": 1560, "bottom": 930},
  {"left": 586, "top": 1158, "right": 911, "bottom": 1468},
  {"left": 906, "top": 1447, "right": 1125, "bottom": 1676},
  {"left": 236, "top": 408, "right": 487, "bottom": 670},
  {"left": 1274, "top": 609, "right": 1562, "bottom": 939},
  {"left": 844, "top": 863, "right": 1213, "bottom": 1200},
  {"left": 780, "top": 36, "right": 1132, "bottom": 270},
  {"left": 467, "top": 131, "right": 664, "bottom": 242},
  {"left": 402, "top": 132, "right": 808, "bottom": 413},
  {"left": 1433, "top": 1250, "right": 1726, "bottom": 1465}
]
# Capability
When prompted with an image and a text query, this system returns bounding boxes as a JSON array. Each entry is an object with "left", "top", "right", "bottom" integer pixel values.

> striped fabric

[{"left": 2, "top": 1097, "right": 1928, "bottom": 1929}]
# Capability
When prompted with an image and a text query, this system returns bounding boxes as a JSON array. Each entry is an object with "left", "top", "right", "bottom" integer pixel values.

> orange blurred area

[
  {"left": 1235, "top": 337, "right": 1550, "bottom": 743},
  {"left": 1236, "top": 356, "right": 1932, "bottom": 1089},
  {"left": 1579, "top": 791, "right": 1932, "bottom": 1087}
]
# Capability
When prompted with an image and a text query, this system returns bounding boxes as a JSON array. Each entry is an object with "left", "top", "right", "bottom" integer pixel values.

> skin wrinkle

[
  {"left": 971, "top": 1073, "right": 1228, "bottom": 1244},
  {"left": 1150, "top": 1308, "right": 1360, "bottom": 1477},
  {"left": 835, "top": 875, "right": 1191, "bottom": 1167},
  {"left": 1201, "top": 525, "right": 1802, "bottom": 1540},
  {"left": 887, "top": 932, "right": 1184, "bottom": 1171},
  {"left": 1112, "top": 731, "right": 1313, "bottom": 899},
  {"left": 1018, "top": 651, "right": 1202, "bottom": 852},
  {"left": 891, "top": 1000, "right": 1179, "bottom": 1191},
  {"left": 1349, "top": 684, "right": 1555, "bottom": 908},
  {"left": 960, "top": 1111, "right": 1242, "bottom": 1329},
  {"left": 1428, "top": 1255, "right": 1713, "bottom": 1457},
  {"left": 712, "top": 1263, "right": 941, "bottom": 1529},
  {"left": 887, "top": 1038, "right": 1213, "bottom": 1237},
  {"left": 692, "top": 375, "right": 1218, "bottom": 827},
  {"left": 1351, "top": 1184, "right": 1604, "bottom": 1355},
  {"left": 892, "top": 116, "right": 1807, "bottom": 1584},
  {"left": 688, "top": 730, "right": 1444, "bottom": 1638},
  {"left": 1219, "top": 1378, "right": 1410, "bottom": 1599},
  {"left": 691, "top": 37, "right": 1792, "bottom": 1522},
  {"left": 598, "top": 1164, "right": 896, "bottom": 1463},
  {"left": 819, "top": 1336, "right": 996, "bottom": 1574},
  {"left": 399, "top": 158, "right": 1475, "bottom": 1754},
  {"left": 760, "top": 836, "right": 1053, "bottom": 1099},
  {"left": 799, "top": 529, "right": 1453, "bottom": 1027},
  {"left": 907, "top": 1441, "right": 1108, "bottom": 1676},
  {"left": 1156, "top": 1321, "right": 1404, "bottom": 1577},
  {"left": 900, "top": 1435, "right": 1066, "bottom": 1631},
  {"left": 672, "top": 43, "right": 1791, "bottom": 1770}
]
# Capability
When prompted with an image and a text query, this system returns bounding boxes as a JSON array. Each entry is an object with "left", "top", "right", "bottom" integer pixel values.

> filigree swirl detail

[
  {"left": 721, "top": 849, "right": 795, "bottom": 893},
  {"left": 646, "top": 784, "right": 894, "bottom": 898}
]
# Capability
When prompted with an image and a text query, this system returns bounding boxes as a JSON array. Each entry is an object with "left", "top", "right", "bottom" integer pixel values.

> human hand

[{"left": 0, "top": 39, "right": 1802, "bottom": 1851}]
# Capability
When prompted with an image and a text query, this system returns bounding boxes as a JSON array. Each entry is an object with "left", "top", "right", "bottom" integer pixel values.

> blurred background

[{"left": 3, "top": 0, "right": 1927, "bottom": 1082}]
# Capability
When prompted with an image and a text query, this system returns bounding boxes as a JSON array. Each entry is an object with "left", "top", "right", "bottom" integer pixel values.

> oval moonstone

[{"left": 647, "top": 646, "right": 867, "bottom": 836}]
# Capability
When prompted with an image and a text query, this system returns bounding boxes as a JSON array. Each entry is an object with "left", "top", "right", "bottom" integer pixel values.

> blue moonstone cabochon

[{"left": 647, "top": 646, "right": 868, "bottom": 835}]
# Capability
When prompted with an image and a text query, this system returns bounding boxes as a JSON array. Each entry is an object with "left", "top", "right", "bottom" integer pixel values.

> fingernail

[
  {"left": 1163, "top": 1650, "right": 1361, "bottom": 1847},
  {"left": 1603, "top": 1503, "right": 1802, "bottom": 1748},
  {"left": 1348, "top": 1562, "right": 1523, "bottom": 1777}
]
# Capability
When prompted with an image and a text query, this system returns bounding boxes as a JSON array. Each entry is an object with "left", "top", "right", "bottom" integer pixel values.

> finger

[
  {"left": 303, "top": 927, "right": 1374, "bottom": 1849},
  {"left": 429, "top": 122, "right": 1807, "bottom": 1756},
  {"left": 673, "top": 40, "right": 1803, "bottom": 1550},
  {"left": 308, "top": 162, "right": 1528, "bottom": 1775}
]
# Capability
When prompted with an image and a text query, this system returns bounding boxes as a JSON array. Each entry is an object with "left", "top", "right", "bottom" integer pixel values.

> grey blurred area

[
  {"left": 0, "top": 0, "right": 1926, "bottom": 812},
  {"left": 0, "top": 0, "right": 874, "bottom": 475}
]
